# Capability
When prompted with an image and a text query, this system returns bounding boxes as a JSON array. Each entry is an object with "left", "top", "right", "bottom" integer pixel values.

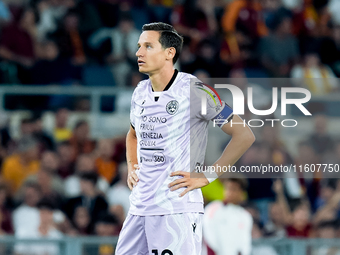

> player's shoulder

[
  {"left": 131, "top": 78, "right": 150, "bottom": 100},
  {"left": 186, "top": 74, "right": 215, "bottom": 95},
  {"left": 239, "top": 205, "right": 253, "bottom": 223},
  {"left": 188, "top": 75, "right": 223, "bottom": 106},
  {"left": 169, "top": 71, "right": 194, "bottom": 92},
  {"left": 178, "top": 71, "right": 195, "bottom": 82},
  {"left": 205, "top": 200, "right": 224, "bottom": 208},
  {"left": 204, "top": 200, "right": 224, "bottom": 218},
  {"left": 135, "top": 78, "right": 150, "bottom": 90},
  {"left": 178, "top": 72, "right": 202, "bottom": 86}
]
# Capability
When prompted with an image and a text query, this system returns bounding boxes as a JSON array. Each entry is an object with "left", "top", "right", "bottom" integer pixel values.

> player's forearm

[
  {"left": 323, "top": 192, "right": 340, "bottom": 211},
  {"left": 276, "top": 191, "right": 292, "bottom": 225},
  {"left": 212, "top": 126, "right": 255, "bottom": 177},
  {"left": 126, "top": 129, "right": 138, "bottom": 173}
]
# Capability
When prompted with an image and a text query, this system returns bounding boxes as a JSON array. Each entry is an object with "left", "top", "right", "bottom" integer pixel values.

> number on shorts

[{"left": 152, "top": 249, "right": 173, "bottom": 255}]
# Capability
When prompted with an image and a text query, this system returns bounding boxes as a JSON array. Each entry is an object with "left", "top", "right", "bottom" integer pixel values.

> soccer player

[
  {"left": 203, "top": 177, "right": 253, "bottom": 255},
  {"left": 115, "top": 22, "right": 255, "bottom": 255}
]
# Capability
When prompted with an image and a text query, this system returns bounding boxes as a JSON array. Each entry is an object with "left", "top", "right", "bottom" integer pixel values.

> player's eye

[{"left": 146, "top": 45, "right": 152, "bottom": 49}]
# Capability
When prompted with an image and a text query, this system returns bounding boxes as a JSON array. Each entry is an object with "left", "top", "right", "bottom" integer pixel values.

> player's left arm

[
  {"left": 211, "top": 114, "right": 255, "bottom": 173},
  {"left": 169, "top": 114, "right": 255, "bottom": 197}
]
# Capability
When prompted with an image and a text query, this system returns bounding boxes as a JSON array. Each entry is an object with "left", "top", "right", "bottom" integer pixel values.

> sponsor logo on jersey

[
  {"left": 140, "top": 152, "right": 166, "bottom": 166},
  {"left": 142, "top": 116, "right": 167, "bottom": 123},
  {"left": 140, "top": 132, "right": 163, "bottom": 139},
  {"left": 139, "top": 140, "right": 156, "bottom": 146},
  {"left": 195, "top": 162, "right": 202, "bottom": 173},
  {"left": 192, "top": 223, "right": 197, "bottom": 233},
  {"left": 152, "top": 152, "right": 166, "bottom": 166},
  {"left": 166, "top": 100, "right": 179, "bottom": 115}
]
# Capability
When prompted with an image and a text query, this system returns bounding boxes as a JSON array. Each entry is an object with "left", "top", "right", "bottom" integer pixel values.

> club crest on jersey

[{"left": 166, "top": 100, "right": 179, "bottom": 115}]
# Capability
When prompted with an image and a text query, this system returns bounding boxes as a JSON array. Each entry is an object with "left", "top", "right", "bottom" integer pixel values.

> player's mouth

[{"left": 138, "top": 60, "right": 146, "bottom": 66}]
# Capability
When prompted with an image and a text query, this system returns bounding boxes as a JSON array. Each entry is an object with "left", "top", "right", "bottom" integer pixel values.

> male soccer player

[
  {"left": 203, "top": 177, "right": 253, "bottom": 255},
  {"left": 115, "top": 22, "right": 255, "bottom": 255}
]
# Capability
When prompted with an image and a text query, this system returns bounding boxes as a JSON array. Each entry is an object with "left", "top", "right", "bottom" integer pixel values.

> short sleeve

[{"left": 191, "top": 80, "right": 233, "bottom": 128}]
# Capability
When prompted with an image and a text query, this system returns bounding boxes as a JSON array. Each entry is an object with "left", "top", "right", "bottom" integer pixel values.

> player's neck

[{"left": 149, "top": 68, "right": 175, "bottom": 92}]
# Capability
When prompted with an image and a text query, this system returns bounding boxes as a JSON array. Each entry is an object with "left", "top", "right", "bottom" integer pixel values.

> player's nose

[{"left": 136, "top": 47, "right": 143, "bottom": 57}]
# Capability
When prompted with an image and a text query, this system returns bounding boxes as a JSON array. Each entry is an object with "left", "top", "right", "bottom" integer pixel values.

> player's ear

[{"left": 166, "top": 47, "right": 176, "bottom": 61}]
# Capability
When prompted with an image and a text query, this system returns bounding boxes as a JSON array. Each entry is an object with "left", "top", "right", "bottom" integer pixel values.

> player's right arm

[{"left": 126, "top": 125, "right": 139, "bottom": 190}]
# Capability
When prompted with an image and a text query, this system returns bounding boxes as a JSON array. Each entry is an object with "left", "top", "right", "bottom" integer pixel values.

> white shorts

[{"left": 115, "top": 212, "right": 203, "bottom": 255}]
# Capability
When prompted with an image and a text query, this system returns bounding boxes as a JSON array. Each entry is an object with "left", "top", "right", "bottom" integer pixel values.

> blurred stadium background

[{"left": 0, "top": 0, "right": 340, "bottom": 254}]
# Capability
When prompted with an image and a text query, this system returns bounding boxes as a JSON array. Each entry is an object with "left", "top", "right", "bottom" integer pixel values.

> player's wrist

[
  {"left": 203, "top": 171, "right": 219, "bottom": 184},
  {"left": 127, "top": 160, "right": 137, "bottom": 166}
]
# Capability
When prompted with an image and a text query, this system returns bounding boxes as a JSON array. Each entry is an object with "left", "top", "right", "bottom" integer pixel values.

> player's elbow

[
  {"left": 240, "top": 127, "right": 256, "bottom": 149},
  {"left": 247, "top": 128, "right": 256, "bottom": 144}
]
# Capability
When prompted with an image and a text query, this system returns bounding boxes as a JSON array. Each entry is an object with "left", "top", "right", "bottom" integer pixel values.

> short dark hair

[
  {"left": 142, "top": 22, "right": 183, "bottom": 64},
  {"left": 57, "top": 140, "right": 71, "bottom": 147},
  {"left": 225, "top": 177, "right": 248, "bottom": 191},
  {"left": 96, "top": 213, "right": 119, "bottom": 226},
  {"left": 21, "top": 117, "right": 35, "bottom": 125},
  {"left": 290, "top": 199, "right": 309, "bottom": 212},
  {"left": 74, "top": 120, "right": 88, "bottom": 130},
  {"left": 317, "top": 220, "right": 337, "bottom": 230},
  {"left": 17, "top": 135, "right": 38, "bottom": 152},
  {"left": 80, "top": 172, "right": 98, "bottom": 186},
  {"left": 25, "top": 181, "right": 42, "bottom": 194},
  {"left": 37, "top": 198, "right": 56, "bottom": 211},
  {"left": 321, "top": 179, "right": 338, "bottom": 190}
]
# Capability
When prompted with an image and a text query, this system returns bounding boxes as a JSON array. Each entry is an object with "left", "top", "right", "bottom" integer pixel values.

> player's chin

[{"left": 138, "top": 66, "right": 148, "bottom": 74}]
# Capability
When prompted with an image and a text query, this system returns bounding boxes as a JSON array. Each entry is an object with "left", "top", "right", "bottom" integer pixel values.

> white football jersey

[
  {"left": 129, "top": 70, "right": 233, "bottom": 216},
  {"left": 203, "top": 201, "right": 253, "bottom": 255}
]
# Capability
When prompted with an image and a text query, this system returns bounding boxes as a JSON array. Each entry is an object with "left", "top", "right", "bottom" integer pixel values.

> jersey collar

[{"left": 151, "top": 69, "right": 178, "bottom": 92}]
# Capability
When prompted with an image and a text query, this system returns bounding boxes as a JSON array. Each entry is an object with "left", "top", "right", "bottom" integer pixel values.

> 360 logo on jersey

[
  {"left": 152, "top": 152, "right": 166, "bottom": 166},
  {"left": 140, "top": 152, "right": 166, "bottom": 166},
  {"left": 166, "top": 100, "right": 179, "bottom": 115},
  {"left": 153, "top": 155, "right": 165, "bottom": 163}
]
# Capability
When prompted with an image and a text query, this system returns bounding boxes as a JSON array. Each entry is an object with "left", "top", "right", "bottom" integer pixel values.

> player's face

[
  {"left": 224, "top": 181, "right": 243, "bottom": 204},
  {"left": 136, "top": 31, "right": 168, "bottom": 75}
]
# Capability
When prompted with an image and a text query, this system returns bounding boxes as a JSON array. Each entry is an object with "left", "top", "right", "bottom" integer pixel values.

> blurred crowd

[
  {"left": 0, "top": 108, "right": 130, "bottom": 254},
  {"left": 0, "top": 0, "right": 339, "bottom": 95}
]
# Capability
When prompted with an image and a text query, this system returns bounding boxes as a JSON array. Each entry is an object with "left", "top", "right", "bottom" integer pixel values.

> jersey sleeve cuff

[{"left": 203, "top": 171, "right": 219, "bottom": 183}]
